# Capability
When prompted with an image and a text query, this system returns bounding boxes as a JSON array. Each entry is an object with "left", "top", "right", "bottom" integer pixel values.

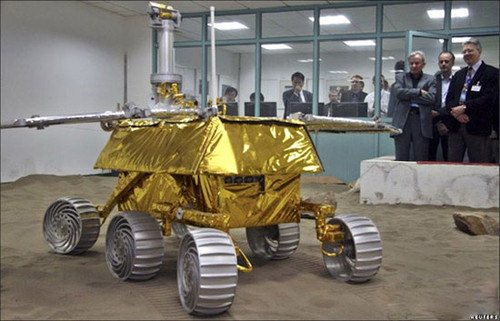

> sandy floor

[{"left": 1, "top": 174, "right": 498, "bottom": 320}]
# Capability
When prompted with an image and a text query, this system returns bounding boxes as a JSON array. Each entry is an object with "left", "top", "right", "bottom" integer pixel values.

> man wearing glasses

[
  {"left": 341, "top": 75, "right": 368, "bottom": 103},
  {"left": 445, "top": 38, "right": 499, "bottom": 163}
]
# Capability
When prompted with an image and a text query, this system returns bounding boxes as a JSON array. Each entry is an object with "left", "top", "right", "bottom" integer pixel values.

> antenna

[{"left": 210, "top": 6, "right": 217, "bottom": 108}]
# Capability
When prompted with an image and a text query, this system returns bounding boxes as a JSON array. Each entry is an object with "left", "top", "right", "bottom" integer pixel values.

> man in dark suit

[
  {"left": 391, "top": 50, "right": 436, "bottom": 161},
  {"left": 429, "top": 51, "right": 455, "bottom": 161},
  {"left": 340, "top": 74, "right": 367, "bottom": 103},
  {"left": 282, "top": 71, "right": 312, "bottom": 118},
  {"left": 445, "top": 38, "right": 499, "bottom": 163},
  {"left": 387, "top": 60, "right": 405, "bottom": 117}
]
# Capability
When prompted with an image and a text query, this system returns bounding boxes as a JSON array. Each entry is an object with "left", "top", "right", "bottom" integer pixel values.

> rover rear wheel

[
  {"left": 172, "top": 222, "right": 196, "bottom": 239},
  {"left": 322, "top": 214, "right": 382, "bottom": 283},
  {"left": 246, "top": 223, "right": 300, "bottom": 260},
  {"left": 105, "top": 211, "right": 164, "bottom": 281},
  {"left": 43, "top": 197, "right": 100, "bottom": 254},
  {"left": 177, "top": 228, "right": 237, "bottom": 315}
]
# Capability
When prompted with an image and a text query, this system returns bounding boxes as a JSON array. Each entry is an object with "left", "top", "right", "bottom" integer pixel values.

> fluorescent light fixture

[
  {"left": 343, "top": 40, "right": 376, "bottom": 47},
  {"left": 297, "top": 58, "right": 322, "bottom": 63},
  {"left": 427, "top": 8, "right": 469, "bottom": 19},
  {"left": 329, "top": 70, "right": 348, "bottom": 74},
  {"left": 262, "top": 44, "right": 292, "bottom": 50},
  {"left": 208, "top": 22, "right": 248, "bottom": 30},
  {"left": 309, "top": 15, "right": 351, "bottom": 25},
  {"left": 454, "top": 53, "right": 464, "bottom": 59},
  {"left": 439, "top": 37, "right": 471, "bottom": 44},
  {"left": 452, "top": 36, "right": 471, "bottom": 43},
  {"left": 368, "top": 56, "right": 395, "bottom": 61},
  {"left": 452, "top": 8, "right": 469, "bottom": 18}
]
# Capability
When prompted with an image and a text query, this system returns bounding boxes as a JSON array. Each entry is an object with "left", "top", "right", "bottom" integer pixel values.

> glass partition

[
  {"left": 383, "top": 2, "right": 444, "bottom": 32},
  {"left": 320, "top": 6, "right": 375, "bottom": 35},
  {"left": 452, "top": 1, "right": 499, "bottom": 29},
  {"left": 320, "top": 39, "right": 375, "bottom": 117},
  {"left": 176, "top": 17, "right": 202, "bottom": 42},
  {"left": 262, "top": 10, "right": 313, "bottom": 37},
  {"left": 207, "top": 45, "right": 255, "bottom": 116},
  {"left": 175, "top": 47, "right": 202, "bottom": 101},
  {"left": 261, "top": 42, "right": 313, "bottom": 118},
  {"left": 208, "top": 14, "right": 255, "bottom": 40}
]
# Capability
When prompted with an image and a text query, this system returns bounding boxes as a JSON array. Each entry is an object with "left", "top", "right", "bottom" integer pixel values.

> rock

[{"left": 453, "top": 212, "right": 500, "bottom": 236}]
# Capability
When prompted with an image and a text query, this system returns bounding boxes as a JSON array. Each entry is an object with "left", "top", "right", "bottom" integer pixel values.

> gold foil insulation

[
  {"left": 94, "top": 116, "right": 323, "bottom": 175},
  {"left": 95, "top": 115, "right": 321, "bottom": 229}
]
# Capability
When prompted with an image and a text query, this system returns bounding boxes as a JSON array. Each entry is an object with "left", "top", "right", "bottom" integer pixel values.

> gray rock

[{"left": 453, "top": 212, "right": 500, "bottom": 236}]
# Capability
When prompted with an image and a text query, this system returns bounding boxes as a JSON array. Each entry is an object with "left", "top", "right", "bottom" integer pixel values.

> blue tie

[{"left": 459, "top": 67, "right": 473, "bottom": 103}]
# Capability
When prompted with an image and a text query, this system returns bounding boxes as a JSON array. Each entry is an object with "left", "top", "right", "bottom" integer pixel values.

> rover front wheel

[
  {"left": 105, "top": 211, "right": 164, "bottom": 281},
  {"left": 177, "top": 228, "right": 237, "bottom": 315},
  {"left": 322, "top": 214, "right": 382, "bottom": 283},
  {"left": 43, "top": 197, "right": 100, "bottom": 254},
  {"left": 246, "top": 223, "right": 300, "bottom": 260}
]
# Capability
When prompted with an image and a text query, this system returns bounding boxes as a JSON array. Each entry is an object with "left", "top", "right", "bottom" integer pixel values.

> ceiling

[
  {"left": 81, "top": 1, "right": 337, "bottom": 16},
  {"left": 80, "top": 1, "right": 499, "bottom": 58}
]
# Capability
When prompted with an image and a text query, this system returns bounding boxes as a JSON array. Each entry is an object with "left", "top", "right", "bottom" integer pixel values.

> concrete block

[{"left": 360, "top": 156, "right": 499, "bottom": 209}]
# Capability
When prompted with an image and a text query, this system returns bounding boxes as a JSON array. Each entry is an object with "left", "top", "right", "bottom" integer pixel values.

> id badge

[{"left": 471, "top": 85, "right": 481, "bottom": 92}]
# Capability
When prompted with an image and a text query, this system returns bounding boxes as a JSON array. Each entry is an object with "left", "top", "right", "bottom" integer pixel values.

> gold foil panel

[
  {"left": 118, "top": 173, "right": 186, "bottom": 219},
  {"left": 198, "top": 174, "right": 301, "bottom": 228},
  {"left": 95, "top": 116, "right": 323, "bottom": 175}
]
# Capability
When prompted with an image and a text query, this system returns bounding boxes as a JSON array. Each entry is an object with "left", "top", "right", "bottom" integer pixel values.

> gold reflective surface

[{"left": 95, "top": 115, "right": 323, "bottom": 175}]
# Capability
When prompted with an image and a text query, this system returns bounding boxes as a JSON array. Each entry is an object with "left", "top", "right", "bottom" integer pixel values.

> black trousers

[
  {"left": 394, "top": 111, "right": 429, "bottom": 161},
  {"left": 428, "top": 133, "right": 448, "bottom": 161}
]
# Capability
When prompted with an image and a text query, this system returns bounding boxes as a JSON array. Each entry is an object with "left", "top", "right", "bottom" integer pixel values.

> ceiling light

[
  {"left": 208, "top": 22, "right": 248, "bottom": 30},
  {"left": 427, "top": 8, "right": 469, "bottom": 19},
  {"left": 451, "top": 8, "right": 469, "bottom": 18},
  {"left": 329, "top": 70, "right": 348, "bottom": 74},
  {"left": 454, "top": 53, "right": 464, "bottom": 59},
  {"left": 343, "top": 40, "right": 376, "bottom": 47},
  {"left": 368, "top": 56, "right": 395, "bottom": 61},
  {"left": 439, "top": 37, "right": 472, "bottom": 44},
  {"left": 297, "top": 58, "right": 322, "bottom": 63},
  {"left": 452, "top": 37, "right": 471, "bottom": 43},
  {"left": 262, "top": 44, "right": 292, "bottom": 50},
  {"left": 309, "top": 15, "right": 351, "bottom": 25}
]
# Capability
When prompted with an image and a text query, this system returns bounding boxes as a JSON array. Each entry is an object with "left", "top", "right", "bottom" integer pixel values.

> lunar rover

[{"left": 1, "top": 3, "right": 401, "bottom": 316}]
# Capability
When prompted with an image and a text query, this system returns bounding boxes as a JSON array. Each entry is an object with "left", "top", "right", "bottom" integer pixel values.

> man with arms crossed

[{"left": 391, "top": 51, "right": 436, "bottom": 161}]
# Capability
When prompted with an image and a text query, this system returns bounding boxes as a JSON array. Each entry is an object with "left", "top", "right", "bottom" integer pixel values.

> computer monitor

[
  {"left": 244, "top": 102, "right": 277, "bottom": 117},
  {"left": 225, "top": 102, "right": 239, "bottom": 116},
  {"left": 289, "top": 102, "right": 324, "bottom": 116},
  {"left": 330, "top": 102, "right": 368, "bottom": 117},
  {"left": 289, "top": 102, "right": 312, "bottom": 115}
]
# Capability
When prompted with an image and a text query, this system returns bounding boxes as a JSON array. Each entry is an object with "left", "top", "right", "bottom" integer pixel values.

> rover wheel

[
  {"left": 172, "top": 222, "right": 197, "bottom": 239},
  {"left": 246, "top": 223, "right": 300, "bottom": 260},
  {"left": 177, "top": 229, "right": 237, "bottom": 315},
  {"left": 322, "top": 214, "right": 382, "bottom": 283},
  {"left": 43, "top": 197, "right": 100, "bottom": 254},
  {"left": 106, "top": 211, "right": 164, "bottom": 281}
]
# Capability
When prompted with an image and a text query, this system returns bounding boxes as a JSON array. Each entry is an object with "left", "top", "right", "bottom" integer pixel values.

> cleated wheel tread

[
  {"left": 43, "top": 197, "right": 100, "bottom": 254},
  {"left": 322, "top": 214, "right": 382, "bottom": 283},
  {"left": 105, "top": 211, "right": 164, "bottom": 281},
  {"left": 177, "top": 228, "right": 237, "bottom": 316},
  {"left": 246, "top": 223, "right": 300, "bottom": 260}
]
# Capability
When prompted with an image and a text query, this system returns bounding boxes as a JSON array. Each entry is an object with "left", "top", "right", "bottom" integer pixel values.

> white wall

[
  {"left": 1, "top": 1, "right": 124, "bottom": 182},
  {"left": 124, "top": 15, "right": 152, "bottom": 107}
]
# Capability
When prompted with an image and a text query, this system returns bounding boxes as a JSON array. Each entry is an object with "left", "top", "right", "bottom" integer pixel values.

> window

[
  {"left": 384, "top": 2, "right": 444, "bottom": 32},
  {"left": 262, "top": 10, "right": 313, "bottom": 37},
  {"left": 320, "top": 6, "right": 376, "bottom": 35}
]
